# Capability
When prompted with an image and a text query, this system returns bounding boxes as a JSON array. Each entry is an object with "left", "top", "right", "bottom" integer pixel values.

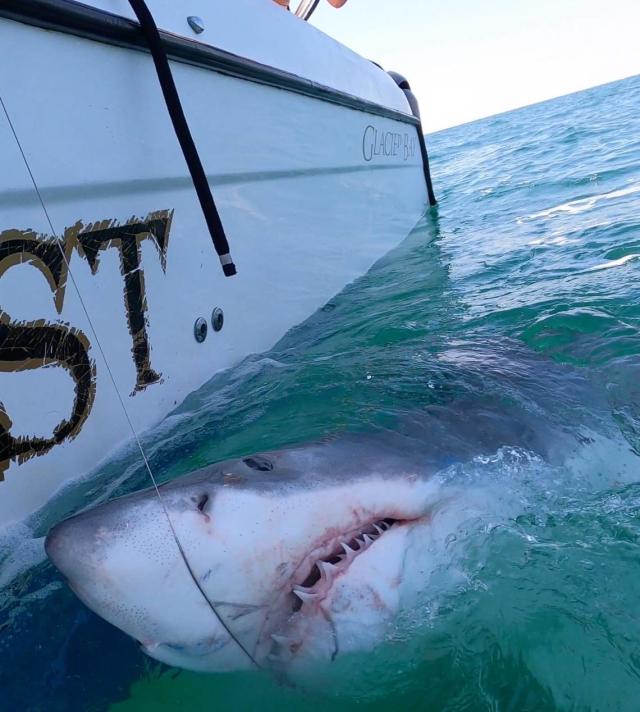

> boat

[{"left": 0, "top": 0, "right": 435, "bottom": 529}]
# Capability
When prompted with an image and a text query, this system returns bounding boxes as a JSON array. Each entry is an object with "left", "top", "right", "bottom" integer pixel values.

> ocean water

[{"left": 2, "top": 74, "right": 640, "bottom": 711}]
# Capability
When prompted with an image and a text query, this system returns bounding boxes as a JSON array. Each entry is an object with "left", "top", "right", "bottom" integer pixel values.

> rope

[{"left": 0, "top": 94, "right": 258, "bottom": 668}]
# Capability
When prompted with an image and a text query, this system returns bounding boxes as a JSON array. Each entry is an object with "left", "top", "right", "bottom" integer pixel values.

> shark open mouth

[
  {"left": 259, "top": 515, "right": 419, "bottom": 666},
  {"left": 288, "top": 517, "right": 401, "bottom": 612}
]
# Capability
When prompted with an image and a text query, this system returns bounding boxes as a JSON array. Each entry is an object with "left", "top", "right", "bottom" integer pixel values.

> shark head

[{"left": 45, "top": 436, "right": 441, "bottom": 673}]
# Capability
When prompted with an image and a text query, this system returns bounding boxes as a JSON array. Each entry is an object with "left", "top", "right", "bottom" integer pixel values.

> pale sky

[{"left": 311, "top": 0, "right": 640, "bottom": 132}]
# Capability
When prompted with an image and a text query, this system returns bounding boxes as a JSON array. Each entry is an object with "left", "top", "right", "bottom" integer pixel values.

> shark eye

[
  {"left": 242, "top": 456, "right": 273, "bottom": 472},
  {"left": 196, "top": 494, "right": 209, "bottom": 513}
]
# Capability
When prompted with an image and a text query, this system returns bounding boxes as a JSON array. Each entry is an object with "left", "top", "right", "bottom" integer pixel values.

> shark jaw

[
  {"left": 45, "top": 439, "right": 440, "bottom": 673},
  {"left": 267, "top": 514, "right": 429, "bottom": 672}
]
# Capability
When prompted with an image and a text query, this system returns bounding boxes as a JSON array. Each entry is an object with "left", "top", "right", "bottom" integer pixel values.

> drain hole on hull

[{"left": 291, "top": 518, "right": 399, "bottom": 612}]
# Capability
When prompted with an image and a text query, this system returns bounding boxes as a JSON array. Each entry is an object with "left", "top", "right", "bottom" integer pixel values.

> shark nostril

[{"left": 196, "top": 494, "right": 209, "bottom": 513}]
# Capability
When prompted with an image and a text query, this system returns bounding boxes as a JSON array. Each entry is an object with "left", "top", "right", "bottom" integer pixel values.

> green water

[{"left": 3, "top": 75, "right": 640, "bottom": 711}]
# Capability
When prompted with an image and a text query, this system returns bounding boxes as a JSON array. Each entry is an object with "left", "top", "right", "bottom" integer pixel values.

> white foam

[
  {"left": 0, "top": 526, "right": 47, "bottom": 590},
  {"left": 583, "top": 253, "right": 640, "bottom": 273},
  {"left": 528, "top": 234, "right": 581, "bottom": 246},
  {"left": 519, "top": 182, "right": 640, "bottom": 222}
]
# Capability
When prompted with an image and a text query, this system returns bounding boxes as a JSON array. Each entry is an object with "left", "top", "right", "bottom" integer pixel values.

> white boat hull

[{"left": 0, "top": 1, "right": 428, "bottom": 525}]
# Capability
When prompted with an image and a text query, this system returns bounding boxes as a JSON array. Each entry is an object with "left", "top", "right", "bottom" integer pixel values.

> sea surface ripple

[{"left": 1, "top": 75, "right": 640, "bottom": 711}]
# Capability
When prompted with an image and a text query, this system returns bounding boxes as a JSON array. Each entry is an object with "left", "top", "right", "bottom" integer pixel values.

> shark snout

[
  {"left": 45, "top": 492, "right": 159, "bottom": 584},
  {"left": 45, "top": 488, "right": 254, "bottom": 671},
  {"left": 45, "top": 515, "right": 90, "bottom": 584},
  {"left": 45, "top": 497, "right": 161, "bottom": 615}
]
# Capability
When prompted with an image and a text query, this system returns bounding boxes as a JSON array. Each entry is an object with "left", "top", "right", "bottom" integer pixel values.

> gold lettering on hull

[
  {"left": 0, "top": 210, "right": 173, "bottom": 479},
  {"left": 0, "top": 314, "right": 96, "bottom": 479}
]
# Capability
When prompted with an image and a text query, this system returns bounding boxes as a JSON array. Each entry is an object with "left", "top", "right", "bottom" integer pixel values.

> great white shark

[{"left": 45, "top": 399, "right": 573, "bottom": 675}]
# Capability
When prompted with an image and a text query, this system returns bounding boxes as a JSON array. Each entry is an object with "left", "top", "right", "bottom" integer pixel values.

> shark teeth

[
  {"left": 292, "top": 586, "right": 320, "bottom": 604},
  {"left": 317, "top": 561, "right": 338, "bottom": 580},
  {"left": 341, "top": 542, "right": 357, "bottom": 561},
  {"left": 290, "top": 518, "right": 399, "bottom": 612}
]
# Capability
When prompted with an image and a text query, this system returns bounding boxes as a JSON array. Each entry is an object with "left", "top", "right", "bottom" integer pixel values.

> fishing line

[{"left": 0, "top": 94, "right": 260, "bottom": 669}]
